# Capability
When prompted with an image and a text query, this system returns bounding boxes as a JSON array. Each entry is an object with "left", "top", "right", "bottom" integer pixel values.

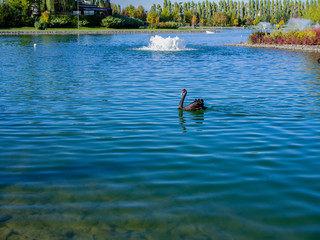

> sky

[{"left": 112, "top": 0, "right": 190, "bottom": 11}]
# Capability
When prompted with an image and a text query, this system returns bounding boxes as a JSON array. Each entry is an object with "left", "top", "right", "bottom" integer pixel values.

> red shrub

[{"left": 249, "top": 28, "right": 320, "bottom": 46}]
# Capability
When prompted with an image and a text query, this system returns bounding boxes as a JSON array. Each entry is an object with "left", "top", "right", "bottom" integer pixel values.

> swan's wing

[{"left": 183, "top": 99, "right": 207, "bottom": 111}]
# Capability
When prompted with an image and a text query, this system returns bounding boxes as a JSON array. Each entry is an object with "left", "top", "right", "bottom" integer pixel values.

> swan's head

[{"left": 181, "top": 89, "right": 187, "bottom": 95}]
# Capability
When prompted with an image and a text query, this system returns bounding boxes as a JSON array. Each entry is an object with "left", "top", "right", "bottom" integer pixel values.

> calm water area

[{"left": 1, "top": 30, "right": 320, "bottom": 239}]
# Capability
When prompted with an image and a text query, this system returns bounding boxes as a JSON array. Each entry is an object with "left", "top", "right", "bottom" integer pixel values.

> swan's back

[{"left": 183, "top": 99, "right": 207, "bottom": 111}]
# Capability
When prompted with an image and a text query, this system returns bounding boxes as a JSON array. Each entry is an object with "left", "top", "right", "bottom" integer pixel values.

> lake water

[{"left": 1, "top": 30, "right": 320, "bottom": 239}]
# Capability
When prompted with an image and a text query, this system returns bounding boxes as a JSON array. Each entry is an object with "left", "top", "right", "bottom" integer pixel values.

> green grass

[
  {"left": 0, "top": 27, "right": 110, "bottom": 31},
  {"left": 0, "top": 27, "right": 205, "bottom": 32}
]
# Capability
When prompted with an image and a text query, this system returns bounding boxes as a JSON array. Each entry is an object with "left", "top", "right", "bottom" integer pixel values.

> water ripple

[{"left": 1, "top": 32, "right": 320, "bottom": 239}]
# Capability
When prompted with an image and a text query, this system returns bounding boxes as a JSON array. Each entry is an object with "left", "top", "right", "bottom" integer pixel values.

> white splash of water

[
  {"left": 287, "top": 18, "right": 313, "bottom": 31},
  {"left": 138, "top": 35, "right": 193, "bottom": 51},
  {"left": 257, "top": 22, "right": 272, "bottom": 31}
]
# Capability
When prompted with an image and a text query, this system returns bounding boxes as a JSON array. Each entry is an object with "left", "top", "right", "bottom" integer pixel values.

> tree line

[
  {"left": 113, "top": 0, "right": 320, "bottom": 27},
  {"left": 0, "top": 0, "right": 320, "bottom": 28}
]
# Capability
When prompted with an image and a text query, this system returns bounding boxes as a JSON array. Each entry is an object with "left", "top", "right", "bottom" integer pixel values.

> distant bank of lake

[{"left": 0, "top": 28, "right": 206, "bottom": 35}]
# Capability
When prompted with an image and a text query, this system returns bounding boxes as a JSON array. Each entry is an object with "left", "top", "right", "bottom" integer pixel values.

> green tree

[
  {"left": 147, "top": 11, "right": 156, "bottom": 27},
  {"left": 135, "top": 5, "right": 147, "bottom": 21},
  {"left": 304, "top": 1, "right": 320, "bottom": 23},
  {"left": 237, "top": 1, "right": 241, "bottom": 19},
  {"left": 191, "top": 14, "right": 198, "bottom": 27},
  {"left": 168, "top": 1, "right": 172, "bottom": 12},
  {"left": 246, "top": 15, "right": 254, "bottom": 25},
  {"left": 275, "top": 0, "right": 280, "bottom": 22},
  {"left": 212, "top": 12, "right": 229, "bottom": 26},
  {"left": 111, "top": 4, "right": 118, "bottom": 14},
  {"left": 150, "top": 4, "right": 157, "bottom": 14},
  {"left": 253, "top": 15, "right": 261, "bottom": 24},
  {"left": 184, "top": 10, "right": 193, "bottom": 24},
  {"left": 125, "top": 5, "right": 136, "bottom": 18},
  {"left": 199, "top": 17, "right": 207, "bottom": 26},
  {"left": 8, "top": 0, "right": 31, "bottom": 25},
  {"left": 160, "top": 7, "right": 172, "bottom": 21},
  {"left": 46, "top": 0, "right": 55, "bottom": 12},
  {"left": 172, "top": 8, "right": 180, "bottom": 22},
  {"left": 163, "top": 0, "right": 168, "bottom": 9},
  {"left": 157, "top": 4, "right": 162, "bottom": 16},
  {"left": 218, "top": 0, "right": 223, "bottom": 12},
  {"left": 98, "top": 0, "right": 104, "bottom": 8},
  {"left": 0, "top": 3, "right": 14, "bottom": 27},
  {"left": 58, "top": 0, "right": 75, "bottom": 12},
  {"left": 271, "top": 0, "right": 275, "bottom": 18},
  {"left": 105, "top": 0, "right": 110, "bottom": 8}
]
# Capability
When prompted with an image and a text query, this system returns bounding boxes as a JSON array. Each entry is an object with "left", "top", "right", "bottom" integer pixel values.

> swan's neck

[{"left": 179, "top": 91, "right": 187, "bottom": 109}]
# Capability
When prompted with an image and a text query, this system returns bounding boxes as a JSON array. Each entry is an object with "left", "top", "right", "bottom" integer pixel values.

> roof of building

[{"left": 79, "top": 3, "right": 111, "bottom": 11}]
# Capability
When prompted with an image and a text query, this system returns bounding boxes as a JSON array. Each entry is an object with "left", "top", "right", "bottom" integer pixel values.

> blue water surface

[{"left": 1, "top": 30, "right": 320, "bottom": 239}]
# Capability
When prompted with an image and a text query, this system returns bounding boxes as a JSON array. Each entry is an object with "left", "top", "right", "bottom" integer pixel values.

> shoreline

[
  {"left": 0, "top": 29, "right": 206, "bottom": 35},
  {"left": 227, "top": 42, "right": 320, "bottom": 52}
]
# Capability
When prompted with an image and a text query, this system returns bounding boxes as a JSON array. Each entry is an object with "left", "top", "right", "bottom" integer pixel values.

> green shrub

[
  {"left": 34, "top": 20, "right": 47, "bottom": 30},
  {"left": 154, "top": 22, "right": 178, "bottom": 29},
  {"left": 44, "top": 15, "right": 102, "bottom": 28},
  {"left": 49, "top": 17, "right": 68, "bottom": 28},
  {"left": 49, "top": 15, "right": 77, "bottom": 27},
  {"left": 101, "top": 15, "right": 143, "bottom": 29},
  {"left": 101, "top": 16, "right": 124, "bottom": 28},
  {"left": 79, "top": 19, "right": 89, "bottom": 27},
  {"left": 81, "top": 15, "right": 104, "bottom": 27},
  {"left": 40, "top": 11, "right": 50, "bottom": 23}
]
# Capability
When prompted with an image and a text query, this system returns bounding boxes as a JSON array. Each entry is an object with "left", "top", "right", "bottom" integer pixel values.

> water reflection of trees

[
  {"left": 179, "top": 109, "right": 204, "bottom": 133},
  {"left": 301, "top": 53, "right": 320, "bottom": 98},
  {"left": 302, "top": 53, "right": 320, "bottom": 75},
  {"left": 299, "top": 53, "right": 320, "bottom": 116}
]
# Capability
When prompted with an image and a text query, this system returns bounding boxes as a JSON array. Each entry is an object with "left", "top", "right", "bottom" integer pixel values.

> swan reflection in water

[{"left": 179, "top": 109, "right": 205, "bottom": 133}]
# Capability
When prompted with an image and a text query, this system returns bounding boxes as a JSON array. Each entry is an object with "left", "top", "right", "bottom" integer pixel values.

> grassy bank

[{"left": 0, "top": 27, "right": 205, "bottom": 32}]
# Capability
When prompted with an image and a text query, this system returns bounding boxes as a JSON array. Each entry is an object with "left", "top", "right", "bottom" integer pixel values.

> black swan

[{"left": 179, "top": 89, "right": 207, "bottom": 111}]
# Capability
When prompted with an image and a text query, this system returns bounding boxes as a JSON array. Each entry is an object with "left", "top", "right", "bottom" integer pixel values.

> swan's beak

[{"left": 181, "top": 90, "right": 183, "bottom": 95}]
